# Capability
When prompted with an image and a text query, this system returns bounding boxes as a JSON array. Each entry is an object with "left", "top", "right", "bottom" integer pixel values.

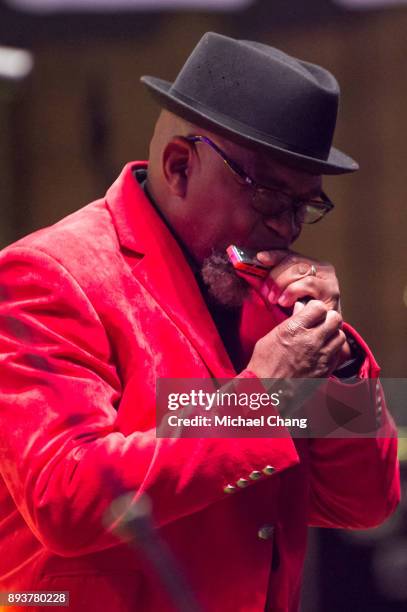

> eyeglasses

[{"left": 185, "top": 135, "right": 334, "bottom": 224}]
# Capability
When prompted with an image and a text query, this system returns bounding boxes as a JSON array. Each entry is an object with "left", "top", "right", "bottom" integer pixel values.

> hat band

[{"left": 171, "top": 86, "right": 330, "bottom": 160}]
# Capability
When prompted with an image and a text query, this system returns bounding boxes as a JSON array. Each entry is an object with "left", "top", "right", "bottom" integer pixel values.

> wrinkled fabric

[{"left": 0, "top": 162, "right": 400, "bottom": 612}]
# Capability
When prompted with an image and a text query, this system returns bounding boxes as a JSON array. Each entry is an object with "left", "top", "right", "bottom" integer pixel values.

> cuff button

[
  {"left": 258, "top": 524, "right": 275, "bottom": 540},
  {"left": 263, "top": 465, "right": 276, "bottom": 476},
  {"left": 236, "top": 478, "right": 250, "bottom": 488}
]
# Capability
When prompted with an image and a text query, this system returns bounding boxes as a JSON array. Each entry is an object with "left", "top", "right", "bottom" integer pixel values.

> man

[{"left": 0, "top": 32, "right": 400, "bottom": 612}]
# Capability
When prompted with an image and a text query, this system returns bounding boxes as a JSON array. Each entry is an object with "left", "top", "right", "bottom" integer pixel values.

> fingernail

[
  {"left": 278, "top": 294, "right": 288, "bottom": 306},
  {"left": 260, "top": 284, "right": 269, "bottom": 301},
  {"left": 262, "top": 279, "right": 278, "bottom": 303},
  {"left": 293, "top": 301, "right": 305, "bottom": 314}
]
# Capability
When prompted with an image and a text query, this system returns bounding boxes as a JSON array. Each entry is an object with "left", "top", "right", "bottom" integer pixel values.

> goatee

[{"left": 199, "top": 251, "right": 249, "bottom": 308}]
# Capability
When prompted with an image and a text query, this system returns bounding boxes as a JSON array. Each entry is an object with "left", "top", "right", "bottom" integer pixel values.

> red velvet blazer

[{"left": 0, "top": 163, "right": 400, "bottom": 612}]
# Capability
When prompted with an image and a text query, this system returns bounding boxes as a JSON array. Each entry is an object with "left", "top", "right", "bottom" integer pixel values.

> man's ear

[{"left": 162, "top": 137, "right": 193, "bottom": 198}]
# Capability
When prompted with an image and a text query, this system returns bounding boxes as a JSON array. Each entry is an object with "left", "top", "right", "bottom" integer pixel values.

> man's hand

[
  {"left": 246, "top": 299, "right": 346, "bottom": 379},
  {"left": 256, "top": 249, "right": 341, "bottom": 312},
  {"left": 255, "top": 249, "right": 353, "bottom": 367}
]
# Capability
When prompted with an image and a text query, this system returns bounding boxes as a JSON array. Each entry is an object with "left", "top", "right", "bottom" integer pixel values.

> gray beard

[{"left": 199, "top": 251, "right": 249, "bottom": 308}]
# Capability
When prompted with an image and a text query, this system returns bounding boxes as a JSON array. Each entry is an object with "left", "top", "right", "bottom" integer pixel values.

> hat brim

[{"left": 141, "top": 75, "right": 359, "bottom": 176}]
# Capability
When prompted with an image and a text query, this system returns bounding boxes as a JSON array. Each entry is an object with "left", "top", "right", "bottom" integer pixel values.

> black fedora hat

[{"left": 141, "top": 32, "right": 358, "bottom": 175}]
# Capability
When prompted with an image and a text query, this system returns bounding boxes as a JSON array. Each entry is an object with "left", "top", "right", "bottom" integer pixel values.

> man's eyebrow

[{"left": 255, "top": 173, "right": 322, "bottom": 198}]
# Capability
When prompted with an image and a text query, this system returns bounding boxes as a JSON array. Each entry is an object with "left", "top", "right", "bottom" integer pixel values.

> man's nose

[{"left": 262, "top": 210, "right": 299, "bottom": 240}]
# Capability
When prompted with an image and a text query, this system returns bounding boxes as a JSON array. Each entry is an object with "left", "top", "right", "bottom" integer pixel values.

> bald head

[{"left": 149, "top": 110, "right": 195, "bottom": 157}]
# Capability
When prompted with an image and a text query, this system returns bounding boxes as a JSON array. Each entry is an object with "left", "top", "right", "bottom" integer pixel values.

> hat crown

[
  {"left": 141, "top": 31, "right": 358, "bottom": 174},
  {"left": 171, "top": 32, "right": 339, "bottom": 159}
]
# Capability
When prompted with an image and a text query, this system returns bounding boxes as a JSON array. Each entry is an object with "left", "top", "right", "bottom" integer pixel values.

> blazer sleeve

[
  {"left": 307, "top": 324, "right": 400, "bottom": 529},
  {"left": 0, "top": 245, "right": 299, "bottom": 557}
]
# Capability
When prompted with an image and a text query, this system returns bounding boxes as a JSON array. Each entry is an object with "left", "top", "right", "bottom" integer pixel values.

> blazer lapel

[{"left": 105, "top": 162, "right": 236, "bottom": 379}]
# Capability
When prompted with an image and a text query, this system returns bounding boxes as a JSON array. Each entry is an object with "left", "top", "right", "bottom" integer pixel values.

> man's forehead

[
  {"left": 252, "top": 153, "right": 322, "bottom": 192},
  {"left": 218, "top": 133, "right": 323, "bottom": 193}
]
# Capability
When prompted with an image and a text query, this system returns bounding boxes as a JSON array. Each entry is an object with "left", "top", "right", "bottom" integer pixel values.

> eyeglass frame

[{"left": 184, "top": 134, "right": 334, "bottom": 224}]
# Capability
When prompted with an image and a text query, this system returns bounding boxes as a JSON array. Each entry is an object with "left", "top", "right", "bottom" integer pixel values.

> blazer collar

[{"left": 105, "top": 162, "right": 236, "bottom": 378}]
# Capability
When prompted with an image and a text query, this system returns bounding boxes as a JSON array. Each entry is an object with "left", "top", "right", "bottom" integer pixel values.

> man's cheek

[{"left": 291, "top": 226, "right": 302, "bottom": 244}]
